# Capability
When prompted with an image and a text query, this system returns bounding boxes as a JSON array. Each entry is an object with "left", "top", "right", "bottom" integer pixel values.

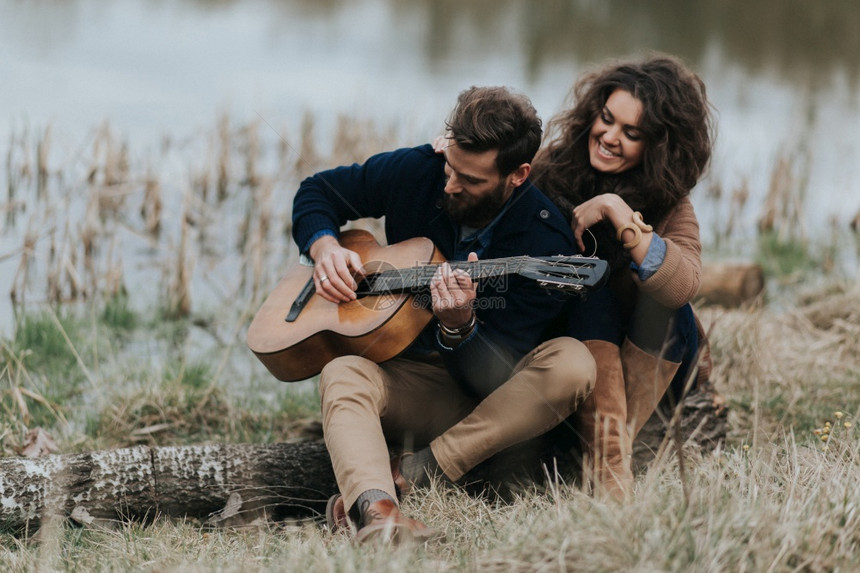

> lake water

[{"left": 2, "top": 0, "right": 860, "bottom": 337}]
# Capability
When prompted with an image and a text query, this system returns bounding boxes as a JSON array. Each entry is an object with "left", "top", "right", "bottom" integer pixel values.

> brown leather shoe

[
  {"left": 354, "top": 499, "right": 442, "bottom": 545},
  {"left": 325, "top": 494, "right": 352, "bottom": 534}
]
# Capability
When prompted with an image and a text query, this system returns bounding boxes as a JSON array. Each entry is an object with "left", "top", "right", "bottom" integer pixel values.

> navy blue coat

[{"left": 292, "top": 144, "right": 577, "bottom": 396}]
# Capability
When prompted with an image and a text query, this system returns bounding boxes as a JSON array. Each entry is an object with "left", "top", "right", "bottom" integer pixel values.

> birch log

[
  {"left": 0, "top": 442, "right": 336, "bottom": 534},
  {"left": 0, "top": 386, "right": 727, "bottom": 534}
]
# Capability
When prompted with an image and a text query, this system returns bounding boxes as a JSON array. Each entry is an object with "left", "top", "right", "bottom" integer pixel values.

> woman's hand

[
  {"left": 572, "top": 194, "right": 652, "bottom": 262},
  {"left": 571, "top": 194, "right": 628, "bottom": 252},
  {"left": 308, "top": 234, "right": 366, "bottom": 303}
]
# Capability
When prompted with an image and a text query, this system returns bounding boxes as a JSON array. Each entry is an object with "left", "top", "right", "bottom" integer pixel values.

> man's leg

[
  {"left": 320, "top": 355, "right": 400, "bottom": 510},
  {"left": 429, "top": 336, "right": 595, "bottom": 481},
  {"left": 319, "top": 354, "right": 476, "bottom": 537}
]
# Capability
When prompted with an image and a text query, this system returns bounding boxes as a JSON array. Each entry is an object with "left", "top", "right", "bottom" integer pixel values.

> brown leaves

[{"left": 19, "top": 427, "right": 58, "bottom": 458}]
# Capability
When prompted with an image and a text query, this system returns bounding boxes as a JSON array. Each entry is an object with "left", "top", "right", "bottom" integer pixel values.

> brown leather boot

[
  {"left": 621, "top": 338, "right": 681, "bottom": 441},
  {"left": 354, "top": 499, "right": 442, "bottom": 544},
  {"left": 576, "top": 339, "right": 633, "bottom": 501}
]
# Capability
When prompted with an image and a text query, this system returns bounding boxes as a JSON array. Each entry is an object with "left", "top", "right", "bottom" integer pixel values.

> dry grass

[
  {"left": 701, "top": 280, "right": 860, "bottom": 441},
  {"left": 0, "top": 426, "right": 857, "bottom": 571},
  {"left": 1, "top": 116, "right": 859, "bottom": 571},
  {"left": 1, "top": 275, "right": 857, "bottom": 572}
]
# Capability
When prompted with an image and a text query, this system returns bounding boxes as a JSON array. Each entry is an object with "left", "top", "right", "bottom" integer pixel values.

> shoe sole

[
  {"left": 355, "top": 522, "right": 415, "bottom": 545},
  {"left": 355, "top": 522, "right": 444, "bottom": 545}
]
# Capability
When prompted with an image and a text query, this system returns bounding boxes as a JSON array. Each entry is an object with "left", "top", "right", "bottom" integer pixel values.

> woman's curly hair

[{"left": 533, "top": 54, "right": 715, "bottom": 261}]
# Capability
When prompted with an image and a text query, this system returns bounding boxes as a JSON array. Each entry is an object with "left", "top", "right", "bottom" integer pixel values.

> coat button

[{"left": 539, "top": 209, "right": 550, "bottom": 219}]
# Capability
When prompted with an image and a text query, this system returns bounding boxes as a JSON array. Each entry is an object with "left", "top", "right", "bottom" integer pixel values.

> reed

[
  {"left": 242, "top": 119, "right": 261, "bottom": 189},
  {"left": 35, "top": 126, "right": 50, "bottom": 200},
  {"left": 5, "top": 110, "right": 856, "bottom": 341},
  {"left": 332, "top": 114, "right": 396, "bottom": 166},
  {"left": 140, "top": 163, "right": 162, "bottom": 238},
  {"left": 758, "top": 146, "right": 809, "bottom": 243},
  {"left": 241, "top": 179, "right": 273, "bottom": 303},
  {"left": 217, "top": 112, "right": 231, "bottom": 202},
  {"left": 295, "top": 110, "right": 320, "bottom": 180},
  {"left": 9, "top": 224, "right": 37, "bottom": 305},
  {"left": 45, "top": 220, "right": 62, "bottom": 304},
  {"left": 164, "top": 185, "right": 193, "bottom": 318}
]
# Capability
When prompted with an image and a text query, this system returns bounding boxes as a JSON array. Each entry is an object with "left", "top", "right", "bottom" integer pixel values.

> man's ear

[{"left": 507, "top": 163, "right": 531, "bottom": 188}]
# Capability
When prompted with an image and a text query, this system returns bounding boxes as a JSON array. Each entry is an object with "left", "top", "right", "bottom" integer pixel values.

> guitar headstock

[{"left": 517, "top": 255, "right": 609, "bottom": 294}]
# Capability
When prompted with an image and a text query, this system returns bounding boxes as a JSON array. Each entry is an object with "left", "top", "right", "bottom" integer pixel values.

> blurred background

[{"left": 2, "top": 0, "right": 860, "bottom": 336}]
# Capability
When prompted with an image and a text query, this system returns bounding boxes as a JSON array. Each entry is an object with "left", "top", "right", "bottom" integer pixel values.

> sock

[
  {"left": 349, "top": 489, "right": 397, "bottom": 528},
  {"left": 398, "top": 447, "right": 446, "bottom": 489}
]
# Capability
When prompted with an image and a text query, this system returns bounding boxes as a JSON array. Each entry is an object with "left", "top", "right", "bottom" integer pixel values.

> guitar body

[{"left": 247, "top": 229, "right": 445, "bottom": 382}]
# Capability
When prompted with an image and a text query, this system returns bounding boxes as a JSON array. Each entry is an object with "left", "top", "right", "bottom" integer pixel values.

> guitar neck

[{"left": 365, "top": 256, "right": 531, "bottom": 293}]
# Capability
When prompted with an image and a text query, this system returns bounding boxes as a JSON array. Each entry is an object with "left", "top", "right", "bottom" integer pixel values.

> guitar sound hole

[{"left": 354, "top": 261, "right": 412, "bottom": 312}]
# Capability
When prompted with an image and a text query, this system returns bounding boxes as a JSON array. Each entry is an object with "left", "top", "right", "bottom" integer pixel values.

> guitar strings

[{"left": 366, "top": 253, "right": 602, "bottom": 292}]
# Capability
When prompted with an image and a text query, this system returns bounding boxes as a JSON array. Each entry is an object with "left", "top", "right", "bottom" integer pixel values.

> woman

[{"left": 531, "top": 54, "right": 715, "bottom": 500}]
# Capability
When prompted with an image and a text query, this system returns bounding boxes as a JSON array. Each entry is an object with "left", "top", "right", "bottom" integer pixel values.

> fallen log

[
  {"left": 0, "top": 441, "right": 337, "bottom": 535},
  {"left": 0, "top": 385, "right": 727, "bottom": 535},
  {"left": 697, "top": 261, "right": 765, "bottom": 308}
]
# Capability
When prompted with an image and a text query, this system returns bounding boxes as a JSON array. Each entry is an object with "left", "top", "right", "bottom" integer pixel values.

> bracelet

[
  {"left": 438, "top": 312, "right": 476, "bottom": 338},
  {"left": 632, "top": 210, "right": 654, "bottom": 232},
  {"left": 616, "top": 211, "right": 652, "bottom": 249}
]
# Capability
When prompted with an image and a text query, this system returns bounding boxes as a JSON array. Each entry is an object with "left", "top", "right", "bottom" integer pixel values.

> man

[{"left": 292, "top": 86, "right": 595, "bottom": 543}]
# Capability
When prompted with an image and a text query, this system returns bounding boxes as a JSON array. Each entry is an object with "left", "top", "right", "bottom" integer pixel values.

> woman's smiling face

[{"left": 588, "top": 88, "right": 646, "bottom": 174}]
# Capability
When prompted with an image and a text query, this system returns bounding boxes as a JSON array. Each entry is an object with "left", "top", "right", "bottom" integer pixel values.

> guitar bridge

[{"left": 285, "top": 276, "right": 316, "bottom": 322}]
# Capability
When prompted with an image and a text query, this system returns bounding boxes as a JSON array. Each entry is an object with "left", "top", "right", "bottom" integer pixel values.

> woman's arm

[
  {"left": 634, "top": 197, "right": 702, "bottom": 308},
  {"left": 571, "top": 194, "right": 702, "bottom": 308}
]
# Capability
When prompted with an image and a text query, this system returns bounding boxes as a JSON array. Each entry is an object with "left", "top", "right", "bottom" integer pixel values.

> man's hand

[
  {"left": 308, "top": 234, "right": 365, "bottom": 303},
  {"left": 430, "top": 252, "right": 478, "bottom": 329}
]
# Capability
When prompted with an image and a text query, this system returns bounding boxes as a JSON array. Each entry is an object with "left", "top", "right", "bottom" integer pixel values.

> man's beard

[{"left": 443, "top": 182, "right": 508, "bottom": 228}]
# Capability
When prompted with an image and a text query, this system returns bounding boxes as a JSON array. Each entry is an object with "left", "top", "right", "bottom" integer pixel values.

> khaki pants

[{"left": 319, "top": 336, "right": 595, "bottom": 510}]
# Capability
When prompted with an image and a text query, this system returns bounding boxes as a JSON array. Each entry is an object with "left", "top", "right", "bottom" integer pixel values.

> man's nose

[{"left": 444, "top": 174, "right": 460, "bottom": 194}]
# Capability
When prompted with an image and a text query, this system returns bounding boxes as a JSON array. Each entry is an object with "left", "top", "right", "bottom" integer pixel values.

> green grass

[
  {"left": 0, "top": 297, "right": 321, "bottom": 455},
  {"left": 100, "top": 292, "right": 139, "bottom": 332},
  {"left": 754, "top": 230, "right": 844, "bottom": 283},
  {"left": 9, "top": 309, "right": 81, "bottom": 374}
]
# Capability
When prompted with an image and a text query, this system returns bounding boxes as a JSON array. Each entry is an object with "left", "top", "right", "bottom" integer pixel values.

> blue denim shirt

[{"left": 631, "top": 234, "right": 666, "bottom": 280}]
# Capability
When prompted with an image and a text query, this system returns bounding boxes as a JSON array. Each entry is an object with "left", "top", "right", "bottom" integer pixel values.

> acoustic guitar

[{"left": 247, "top": 229, "right": 608, "bottom": 382}]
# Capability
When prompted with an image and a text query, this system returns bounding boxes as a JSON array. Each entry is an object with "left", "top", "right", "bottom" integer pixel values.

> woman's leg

[
  {"left": 575, "top": 339, "right": 633, "bottom": 499},
  {"left": 565, "top": 287, "right": 632, "bottom": 499},
  {"left": 624, "top": 298, "right": 698, "bottom": 439}
]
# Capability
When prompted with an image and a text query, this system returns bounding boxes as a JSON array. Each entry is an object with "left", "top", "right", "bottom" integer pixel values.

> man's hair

[{"left": 445, "top": 86, "right": 542, "bottom": 176}]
